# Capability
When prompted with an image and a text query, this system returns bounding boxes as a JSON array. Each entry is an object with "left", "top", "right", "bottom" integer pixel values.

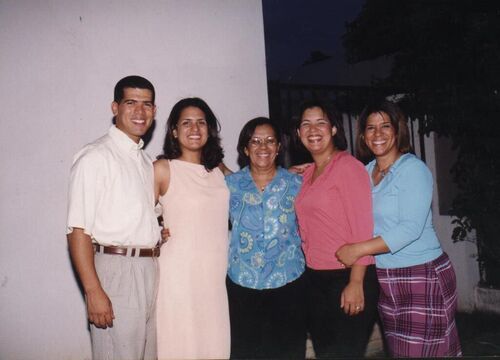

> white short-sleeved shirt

[{"left": 66, "top": 126, "right": 160, "bottom": 247}]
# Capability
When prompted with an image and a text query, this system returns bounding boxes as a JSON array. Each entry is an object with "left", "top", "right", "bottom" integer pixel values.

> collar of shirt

[
  {"left": 368, "top": 152, "right": 413, "bottom": 189},
  {"left": 241, "top": 165, "right": 289, "bottom": 193},
  {"left": 366, "top": 153, "right": 415, "bottom": 177},
  {"left": 390, "top": 152, "right": 411, "bottom": 172},
  {"left": 302, "top": 150, "right": 345, "bottom": 186},
  {"left": 108, "top": 125, "right": 144, "bottom": 153}
]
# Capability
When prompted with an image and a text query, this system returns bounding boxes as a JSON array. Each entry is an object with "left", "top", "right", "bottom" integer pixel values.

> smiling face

[
  {"left": 363, "top": 111, "right": 398, "bottom": 158},
  {"left": 112, "top": 87, "right": 156, "bottom": 143},
  {"left": 245, "top": 124, "right": 280, "bottom": 171},
  {"left": 297, "top": 106, "right": 336, "bottom": 155},
  {"left": 172, "top": 106, "right": 209, "bottom": 154}
]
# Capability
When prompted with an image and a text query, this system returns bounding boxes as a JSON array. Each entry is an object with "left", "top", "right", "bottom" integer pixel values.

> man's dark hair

[
  {"left": 158, "top": 97, "right": 224, "bottom": 171},
  {"left": 114, "top": 75, "right": 155, "bottom": 104}
]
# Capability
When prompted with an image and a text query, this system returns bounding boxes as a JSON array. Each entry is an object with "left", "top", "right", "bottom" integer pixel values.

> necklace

[
  {"left": 312, "top": 152, "right": 334, "bottom": 182},
  {"left": 314, "top": 153, "right": 333, "bottom": 174},
  {"left": 375, "top": 156, "right": 399, "bottom": 178},
  {"left": 252, "top": 169, "right": 276, "bottom": 192},
  {"left": 259, "top": 180, "right": 271, "bottom": 192},
  {"left": 316, "top": 154, "right": 332, "bottom": 169},
  {"left": 259, "top": 175, "right": 275, "bottom": 191},
  {"left": 376, "top": 164, "right": 391, "bottom": 177}
]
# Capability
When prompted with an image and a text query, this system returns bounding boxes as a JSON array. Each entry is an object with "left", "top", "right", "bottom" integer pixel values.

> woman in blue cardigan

[{"left": 336, "top": 100, "right": 462, "bottom": 358}]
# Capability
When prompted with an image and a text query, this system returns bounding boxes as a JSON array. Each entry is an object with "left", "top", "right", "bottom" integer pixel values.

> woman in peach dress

[{"left": 154, "top": 98, "right": 230, "bottom": 359}]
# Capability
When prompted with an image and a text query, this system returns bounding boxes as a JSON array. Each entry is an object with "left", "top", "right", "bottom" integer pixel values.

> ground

[{"left": 456, "top": 311, "right": 500, "bottom": 357}]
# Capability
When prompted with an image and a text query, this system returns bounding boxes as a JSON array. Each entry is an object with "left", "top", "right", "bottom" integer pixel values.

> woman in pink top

[{"left": 294, "top": 99, "right": 379, "bottom": 358}]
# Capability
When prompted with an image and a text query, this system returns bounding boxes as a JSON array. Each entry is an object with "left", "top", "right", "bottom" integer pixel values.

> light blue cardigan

[{"left": 367, "top": 153, "right": 443, "bottom": 269}]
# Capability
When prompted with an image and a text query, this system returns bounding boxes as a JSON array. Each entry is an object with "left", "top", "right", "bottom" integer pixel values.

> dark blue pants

[
  {"left": 306, "top": 265, "right": 380, "bottom": 358},
  {"left": 227, "top": 274, "right": 307, "bottom": 359}
]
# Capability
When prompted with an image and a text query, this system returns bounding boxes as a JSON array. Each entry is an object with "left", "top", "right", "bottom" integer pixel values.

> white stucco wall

[
  {"left": 424, "top": 132, "right": 480, "bottom": 311},
  {"left": 0, "top": 1, "right": 268, "bottom": 359}
]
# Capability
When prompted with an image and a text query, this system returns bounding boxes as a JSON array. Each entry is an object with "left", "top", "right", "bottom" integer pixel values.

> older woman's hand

[
  {"left": 336, "top": 243, "right": 360, "bottom": 267},
  {"left": 288, "top": 163, "right": 312, "bottom": 175}
]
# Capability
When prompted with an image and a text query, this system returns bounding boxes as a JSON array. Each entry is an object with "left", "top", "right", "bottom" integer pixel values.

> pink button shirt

[{"left": 295, "top": 151, "right": 374, "bottom": 270}]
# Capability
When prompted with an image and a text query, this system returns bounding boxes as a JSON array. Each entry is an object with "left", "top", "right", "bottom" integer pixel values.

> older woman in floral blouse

[{"left": 225, "top": 117, "right": 306, "bottom": 359}]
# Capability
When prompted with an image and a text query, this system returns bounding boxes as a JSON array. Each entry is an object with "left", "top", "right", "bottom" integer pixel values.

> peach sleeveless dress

[{"left": 157, "top": 159, "right": 230, "bottom": 359}]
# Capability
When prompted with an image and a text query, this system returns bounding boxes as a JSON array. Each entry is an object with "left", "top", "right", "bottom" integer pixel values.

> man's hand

[
  {"left": 68, "top": 229, "right": 115, "bottom": 328},
  {"left": 86, "top": 286, "right": 115, "bottom": 328}
]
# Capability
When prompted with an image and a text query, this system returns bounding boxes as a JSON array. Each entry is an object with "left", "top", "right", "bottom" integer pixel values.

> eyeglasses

[{"left": 248, "top": 137, "right": 278, "bottom": 147}]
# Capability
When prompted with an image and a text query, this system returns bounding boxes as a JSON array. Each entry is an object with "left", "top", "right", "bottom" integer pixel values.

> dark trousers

[
  {"left": 226, "top": 274, "right": 307, "bottom": 359},
  {"left": 306, "top": 265, "right": 379, "bottom": 358}
]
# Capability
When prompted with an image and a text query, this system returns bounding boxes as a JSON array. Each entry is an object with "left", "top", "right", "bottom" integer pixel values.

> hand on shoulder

[
  {"left": 218, "top": 162, "right": 233, "bottom": 176},
  {"left": 288, "top": 163, "right": 312, "bottom": 175}
]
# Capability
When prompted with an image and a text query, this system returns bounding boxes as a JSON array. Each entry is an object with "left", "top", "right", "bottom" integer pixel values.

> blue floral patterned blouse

[{"left": 225, "top": 166, "right": 305, "bottom": 290}]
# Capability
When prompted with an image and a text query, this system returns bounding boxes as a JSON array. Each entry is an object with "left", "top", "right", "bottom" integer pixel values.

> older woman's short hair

[
  {"left": 356, "top": 99, "right": 412, "bottom": 160},
  {"left": 237, "top": 117, "right": 282, "bottom": 169}
]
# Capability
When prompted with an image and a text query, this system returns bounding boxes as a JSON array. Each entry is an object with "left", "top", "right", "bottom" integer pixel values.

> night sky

[{"left": 263, "top": 0, "right": 365, "bottom": 81}]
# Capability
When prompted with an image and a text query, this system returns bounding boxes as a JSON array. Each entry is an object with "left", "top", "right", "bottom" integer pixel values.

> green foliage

[{"left": 343, "top": 0, "right": 500, "bottom": 285}]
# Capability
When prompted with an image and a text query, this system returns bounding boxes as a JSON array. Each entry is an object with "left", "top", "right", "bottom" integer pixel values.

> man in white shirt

[{"left": 67, "top": 75, "right": 161, "bottom": 360}]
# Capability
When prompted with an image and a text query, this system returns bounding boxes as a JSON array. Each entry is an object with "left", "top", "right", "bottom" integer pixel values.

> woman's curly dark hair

[{"left": 158, "top": 97, "right": 224, "bottom": 171}]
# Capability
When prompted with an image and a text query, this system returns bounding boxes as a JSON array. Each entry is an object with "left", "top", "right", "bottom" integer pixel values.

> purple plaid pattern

[{"left": 377, "top": 253, "right": 462, "bottom": 357}]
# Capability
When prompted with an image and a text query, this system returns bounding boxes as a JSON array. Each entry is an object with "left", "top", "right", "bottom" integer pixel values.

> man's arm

[{"left": 68, "top": 228, "right": 114, "bottom": 328}]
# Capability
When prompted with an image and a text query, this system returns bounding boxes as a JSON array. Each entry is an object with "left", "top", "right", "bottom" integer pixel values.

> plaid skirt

[{"left": 377, "top": 252, "right": 462, "bottom": 357}]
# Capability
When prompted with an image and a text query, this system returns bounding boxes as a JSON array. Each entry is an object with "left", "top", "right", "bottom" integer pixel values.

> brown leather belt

[{"left": 94, "top": 244, "right": 160, "bottom": 257}]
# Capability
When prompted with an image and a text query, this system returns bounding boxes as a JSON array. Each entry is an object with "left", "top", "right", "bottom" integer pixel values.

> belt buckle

[
  {"left": 93, "top": 244, "right": 101, "bottom": 253},
  {"left": 153, "top": 246, "right": 160, "bottom": 257}
]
